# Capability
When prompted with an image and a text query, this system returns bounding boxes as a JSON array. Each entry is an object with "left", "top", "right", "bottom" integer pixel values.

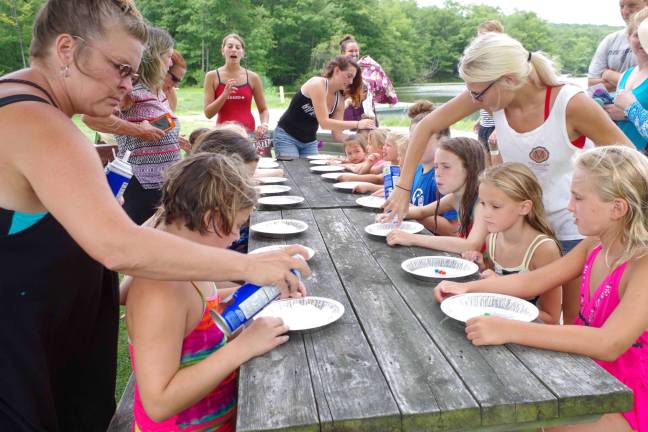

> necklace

[{"left": 604, "top": 247, "right": 615, "bottom": 269}]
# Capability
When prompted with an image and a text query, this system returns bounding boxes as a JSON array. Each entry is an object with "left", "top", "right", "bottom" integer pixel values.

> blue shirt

[
  {"left": 410, "top": 164, "right": 457, "bottom": 220},
  {"left": 616, "top": 67, "right": 648, "bottom": 151}
]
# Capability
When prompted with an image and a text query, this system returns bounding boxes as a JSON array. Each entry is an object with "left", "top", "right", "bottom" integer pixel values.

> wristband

[
  {"left": 489, "top": 150, "right": 500, "bottom": 156},
  {"left": 395, "top": 184, "right": 411, "bottom": 192}
]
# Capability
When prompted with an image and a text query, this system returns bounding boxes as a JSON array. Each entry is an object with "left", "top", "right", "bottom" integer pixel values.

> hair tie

[{"left": 527, "top": 51, "right": 532, "bottom": 62}]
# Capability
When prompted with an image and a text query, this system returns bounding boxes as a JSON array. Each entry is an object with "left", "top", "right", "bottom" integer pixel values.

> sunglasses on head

[{"left": 168, "top": 71, "right": 182, "bottom": 83}]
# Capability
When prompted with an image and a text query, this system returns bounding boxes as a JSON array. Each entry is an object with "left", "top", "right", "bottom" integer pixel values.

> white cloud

[{"left": 415, "top": 0, "right": 625, "bottom": 26}]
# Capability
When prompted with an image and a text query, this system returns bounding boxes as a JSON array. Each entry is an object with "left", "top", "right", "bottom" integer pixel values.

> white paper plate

[
  {"left": 256, "top": 185, "right": 292, "bottom": 195},
  {"left": 401, "top": 256, "right": 479, "bottom": 281},
  {"left": 309, "top": 159, "right": 329, "bottom": 165},
  {"left": 255, "top": 296, "right": 345, "bottom": 331},
  {"left": 364, "top": 221, "right": 424, "bottom": 237},
  {"left": 250, "top": 219, "right": 308, "bottom": 238},
  {"left": 333, "top": 181, "right": 373, "bottom": 193},
  {"left": 310, "top": 165, "right": 346, "bottom": 173},
  {"left": 356, "top": 196, "right": 386, "bottom": 209},
  {"left": 321, "top": 172, "right": 343, "bottom": 182},
  {"left": 258, "top": 195, "right": 305, "bottom": 207},
  {"left": 258, "top": 176, "right": 288, "bottom": 184},
  {"left": 249, "top": 244, "right": 315, "bottom": 261},
  {"left": 441, "top": 293, "right": 539, "bottom": 323},
  {"left": 259, "top": 157, "right": 277, "bottom": 162},
  {"left": 257, "top": 160, "right": 280, "bottom": 169},
  {"left": 306, "top": 154, "right": 337, "bottom": 160}
]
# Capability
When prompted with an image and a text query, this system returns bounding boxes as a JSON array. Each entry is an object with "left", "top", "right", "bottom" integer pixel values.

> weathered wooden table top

[
  {"left": 239, "top": 206, "right": 632, "bottom": 432},
  {"left": 256, "top": 158, "right": 362, "bottom": 210}
]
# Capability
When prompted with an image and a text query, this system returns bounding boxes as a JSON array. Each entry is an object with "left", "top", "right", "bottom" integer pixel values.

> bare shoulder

[
  {"left": 127, "top": 278, "right": 190, "bottom": 314},
  {"left": 529, "top": 237, "right": 562, "bottom": 270}
]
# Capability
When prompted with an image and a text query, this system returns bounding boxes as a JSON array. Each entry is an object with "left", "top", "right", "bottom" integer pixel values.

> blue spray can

[{"left": 210, "top": 269, "right": 301, "bottom": 336}]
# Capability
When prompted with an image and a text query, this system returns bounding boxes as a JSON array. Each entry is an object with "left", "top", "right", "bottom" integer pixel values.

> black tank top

[{"left": 277, "top": 78, "right": 339, "bottom": 143}]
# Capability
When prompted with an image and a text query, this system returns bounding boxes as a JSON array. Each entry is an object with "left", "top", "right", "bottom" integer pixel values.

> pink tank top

[
  {"left": 214, "top": 68, "right": 255, "bottom": 132},
  {"left": 574, "top": 245, "right": 648, "bottom": 431},
  {"left": 130, "top": 285, "right": 237, "bottom": 431}
]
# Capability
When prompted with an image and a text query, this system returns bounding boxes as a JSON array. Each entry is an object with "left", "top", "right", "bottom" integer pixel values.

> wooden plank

[
  {"left": 280, "top": 159, "right": 360, "bottom": 209},
  {"left": 256, "top": 164, "right": 312, "bottom": 211},
  {"left": 313, "top": 208, "right": 480, "bottom": 432},
  {"left": 238, "top": 210, "right": 400, "bottom": 431},
  {"left": 239, "top": 211, "right": 318, "bottom": 432},
  {"left": 343, "top": 208, "right": 559, "bottom": 428},
  {"left": 106, "top": 373, "right": 135, "bottom": 432},
  {"left": 508, "top": 345, "right": 633, "bottom": 418},
  {"left": 284, "top": 208, "right": 401, "bottom": 432}
]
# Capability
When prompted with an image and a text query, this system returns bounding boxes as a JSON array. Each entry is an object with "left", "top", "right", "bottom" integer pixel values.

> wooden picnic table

[
  {"left": 239, "top": 205, "right": 632, "bottom": 432},
  {"left": 256, "top": 157, "right": 362, "bottom": 210}
]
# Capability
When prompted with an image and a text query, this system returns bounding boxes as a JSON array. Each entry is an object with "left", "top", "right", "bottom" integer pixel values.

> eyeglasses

[
  {"left": 469, "top": 80, "right": 498, "bottom": 102},
  {"left": 168, "top": 71, "right": 182, "bottom": 83},
  {"left": 73, "top": 36, "right": 140, "bottom": 83}
]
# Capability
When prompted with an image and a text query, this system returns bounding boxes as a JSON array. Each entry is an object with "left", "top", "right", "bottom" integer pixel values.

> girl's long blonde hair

[
  {"left": 386, "top": 132, "right": 409, "bottom": 164},
  {"left": 574, "top": 146, "right": 648, "bottom": 267},
  {"left": 458, "top": 32, "right": 561, "bottom": 90},
  {"left": 480, "top": 163, "right": 557, "bottom": 242},
  {"left": 367, "top": 128, "right": 388, "bottom": 153}
]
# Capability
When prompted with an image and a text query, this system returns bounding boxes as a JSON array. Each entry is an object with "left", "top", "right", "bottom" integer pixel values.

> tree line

[{"left": 1, "top": 0, "right": 623, "bottom": 87}]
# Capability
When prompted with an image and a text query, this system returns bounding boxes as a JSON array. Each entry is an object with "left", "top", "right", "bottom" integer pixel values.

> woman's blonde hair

[
  {"left": 459, "top": 32, "right": 561, "bottom": 91},
  {"left": 477, "top": 20, "right": 504, "bottom": 34},
  {"left": 156, "top": 153, "right": 257, "bottom": 236},
  {"left": 628, "top": 7, "right": 648, "bottom": 36},
  {"left": 574, "top": 146, "right": 648, "bottom": 267},
  {"left": 480, "top": 162, "right": 557, "bottom": 241},
  {"left": 139, "top": 26, "right": 174, "bottom": 91},
  {"left": 367, "top": 128, "right": 388, "bottom": 152},
  {"left": 30, "top": 0, "right": 147, "bottom": 60}
]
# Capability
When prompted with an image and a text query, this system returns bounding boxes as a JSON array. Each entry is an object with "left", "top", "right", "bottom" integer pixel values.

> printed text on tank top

[{"left": 302, "top": 78, "right": 340, "bottom": 116}]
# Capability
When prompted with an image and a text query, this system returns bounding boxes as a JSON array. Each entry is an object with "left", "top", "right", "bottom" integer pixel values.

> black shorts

[{"left": 122, "top": 176, "right": 162, "bottom": 225}]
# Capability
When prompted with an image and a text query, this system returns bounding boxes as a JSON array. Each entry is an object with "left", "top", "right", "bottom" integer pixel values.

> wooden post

[{"left": 279, "top": 86, "right": 285, "bottom": 104}]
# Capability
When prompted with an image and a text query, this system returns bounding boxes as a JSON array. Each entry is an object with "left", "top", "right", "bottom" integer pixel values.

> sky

[{"left": 415, "top": 0, "right": 626, "bottom": 26}]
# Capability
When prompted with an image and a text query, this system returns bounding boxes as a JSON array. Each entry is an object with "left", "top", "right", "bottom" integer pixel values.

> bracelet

[
  {"left": 356, "top": 120, "right": 360, "bottom": 130},
  {"left": 489, "top": 150, "right": 500, "bottom": 156},
  {"left": 395, "top": 184, "right": 411, "bottom": 192}
]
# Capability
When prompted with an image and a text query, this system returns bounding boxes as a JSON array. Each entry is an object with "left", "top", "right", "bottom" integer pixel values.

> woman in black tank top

[
  {"left": 0, "top": 2, "right": 310, "bottom": 431},
  {"left": 275, "top": 55, "right": 375, "bottom": 157}
]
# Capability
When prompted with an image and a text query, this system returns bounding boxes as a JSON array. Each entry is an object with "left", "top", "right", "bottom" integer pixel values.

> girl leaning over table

[{"left": 435, "top": 146, "right": 648, "bottom": 432}]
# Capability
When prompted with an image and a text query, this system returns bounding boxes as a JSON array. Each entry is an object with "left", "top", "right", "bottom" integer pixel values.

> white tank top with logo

[{"left": 493, "top": 84, "right": 590, "bottom": 241}]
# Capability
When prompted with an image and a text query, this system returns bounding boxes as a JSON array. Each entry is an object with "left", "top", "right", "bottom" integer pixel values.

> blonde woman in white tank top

[{"left": 384, "top": 32, "right": 633, "bottom": 239}]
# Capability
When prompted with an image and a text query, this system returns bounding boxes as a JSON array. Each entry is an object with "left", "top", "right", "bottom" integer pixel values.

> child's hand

[
  {"left": 461, "top": 251, "right": 484, "bottom": 270},
  {"left": 353, "top": 183, "right": 372, "bottom": 193},
  {"left": 367, "top": 153, "right": 379, "bottom": 163},
  {"left": 371, "top": 189, "right": 383, "bottom": 197},
  {"left": 282, "top": 280, "right": 307, "bottom": 299},
  {"left": 465, "top": 316, "right": 511, "bottom": 346},
  {"left": 480, "top": 269, "right": 499, "bottom": 279},
  {"left": 386, "top": 229, "right": 414, "bottom": 247},
  {"left": 434, "top": 280, "right": 468, "bottom": 303},
  {"left": 237, "top": 317, "right": 289, "bottom": 359}
]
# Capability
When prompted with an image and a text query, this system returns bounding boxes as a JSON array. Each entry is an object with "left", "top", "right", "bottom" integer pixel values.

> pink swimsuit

[{"left": 574, "top": 245, "right": 648, "bottom": 430}]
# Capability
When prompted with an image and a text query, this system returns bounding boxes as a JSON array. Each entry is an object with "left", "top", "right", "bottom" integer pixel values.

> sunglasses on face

[
  {"left": 73, "top": 36, "right": 140, "bottom": 83},
  {"left": 469, "top": 79, "right": 498, "bottom": 102}
]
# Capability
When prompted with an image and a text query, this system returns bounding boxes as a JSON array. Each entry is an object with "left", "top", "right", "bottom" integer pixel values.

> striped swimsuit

[{"left": 130, "top": 283, "right": 237, "bottom": 431}]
